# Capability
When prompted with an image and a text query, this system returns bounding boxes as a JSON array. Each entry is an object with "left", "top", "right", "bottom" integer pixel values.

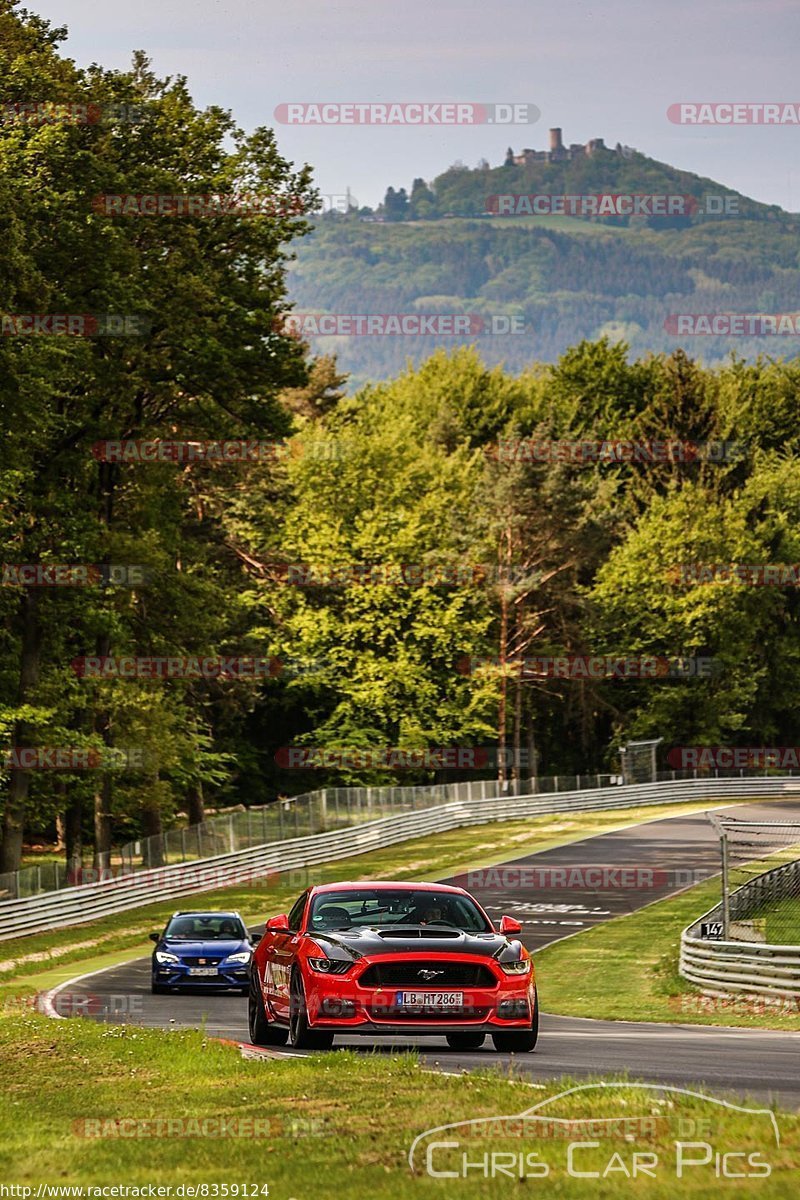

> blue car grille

[{"left": 181, "top": 956, "right": 224, "bottom": 967}]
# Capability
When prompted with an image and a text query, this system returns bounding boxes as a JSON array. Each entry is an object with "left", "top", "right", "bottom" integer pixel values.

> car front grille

[
  {"left": 359, "top": 960, "right": 497, "bottom": 988},
  {"left": 182, "top": 957, "right": 223, "bottom": 967}
]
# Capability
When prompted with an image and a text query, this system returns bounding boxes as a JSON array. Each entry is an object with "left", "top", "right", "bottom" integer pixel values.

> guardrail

[
  {"left": 3, "top": 774, "right": 800, "bottom": 942},
  {"left": 6, "top": 764, "right": 799, "bottom": 902},
  {"left": 680, "top": 859, "right": 800, "bottom": 1000}
]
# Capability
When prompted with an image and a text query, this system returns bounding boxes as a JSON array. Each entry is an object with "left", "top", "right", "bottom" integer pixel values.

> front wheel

[
  {"left": 289, "top": 971, "right": 334, "bottom": 1050},
  {"left": 446, "top": 1033, "right": 486, "bottom": 1050},
  {"left": 248, "top": 970, "right": 288, "bottom": 1046},
  {"left": 492, "top": 992, "right": 539, "bottom": 1054},
  {"left": 151, "top": 982, "right": 168, "bottom": 995}
]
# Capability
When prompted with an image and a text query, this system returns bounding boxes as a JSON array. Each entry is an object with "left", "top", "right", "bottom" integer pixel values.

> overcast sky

[{"left": 30, "top": 0, "right": 800, "bottom": 210}]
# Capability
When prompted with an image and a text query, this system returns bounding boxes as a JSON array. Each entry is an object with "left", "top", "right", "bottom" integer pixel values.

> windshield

[
  {"left": 308, "top": 890, "right": 491, "bottom": 933},
  {"left": 164, "top": 915, "right": 246, "bottom": 940}
]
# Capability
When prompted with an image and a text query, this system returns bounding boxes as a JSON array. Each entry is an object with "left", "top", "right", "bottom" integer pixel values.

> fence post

[
  {"left": 229, "top": 814, "right": 236, "bottom": 855},
  {"left": 720, "top": 831, "right": 730, "bottom": 939},
  {"left": 180, "top": 829, "right": 187, "bottom": 863}
]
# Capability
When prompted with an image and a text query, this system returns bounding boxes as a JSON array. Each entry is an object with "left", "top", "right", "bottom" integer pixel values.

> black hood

[{"left": 306, "top": 926, "right": 524, "bottom": 963}]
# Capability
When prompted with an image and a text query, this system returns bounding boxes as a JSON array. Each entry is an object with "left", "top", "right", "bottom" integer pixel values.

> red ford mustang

[{"left": 248, "top": 880, "right": 538, "bottom": 1052}]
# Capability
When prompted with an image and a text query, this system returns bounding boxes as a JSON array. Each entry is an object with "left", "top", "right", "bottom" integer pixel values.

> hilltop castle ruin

[{"left": 506, "top": 128, "right": 630, "bottom": 167}]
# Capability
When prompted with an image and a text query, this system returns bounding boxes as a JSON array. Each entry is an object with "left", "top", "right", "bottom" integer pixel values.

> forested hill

[{"left": 287, "top": 146, "right": 800, "bottom": 390}]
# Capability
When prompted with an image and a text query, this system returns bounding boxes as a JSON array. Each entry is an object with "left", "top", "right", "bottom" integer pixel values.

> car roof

[
  {"left": 170, "top": 910, "right": 242, "bottom": 918},
  {"left": 309, "top": 881, "right": 468, "bottom": 897}
]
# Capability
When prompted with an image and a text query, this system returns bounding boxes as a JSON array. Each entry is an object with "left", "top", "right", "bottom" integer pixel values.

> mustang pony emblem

[{"left": 417, "top": 969, "right": 444, "bottom": 980}]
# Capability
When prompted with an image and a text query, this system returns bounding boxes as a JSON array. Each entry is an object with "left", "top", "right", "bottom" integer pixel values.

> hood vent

[{"left": 376, "top": 927, "right": 462, "bottom": 939}]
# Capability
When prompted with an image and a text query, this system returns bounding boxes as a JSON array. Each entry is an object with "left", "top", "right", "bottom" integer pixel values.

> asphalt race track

[{"left": 49, "top": 799, "right": 800, "bottom": 1109}]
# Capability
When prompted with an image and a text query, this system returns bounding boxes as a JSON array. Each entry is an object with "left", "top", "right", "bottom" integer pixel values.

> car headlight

[
  {"left": 308, "top": 957, "right": 351, "bottom": 974},
  {"left": 225, "top": 951, "right": 252, "bottom": 964},
  {"left": 155, "top": 951, "right": 180, "bottom": 965},
  {"left": 499, "top": 959, "right": 531, "bottom": 975}
]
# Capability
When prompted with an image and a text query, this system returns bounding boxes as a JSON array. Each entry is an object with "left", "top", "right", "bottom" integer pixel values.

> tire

[
  {"left": 151, "top": 982, "right": 168, "bottom": 995},
  {"left": 289, "top": 970, "right": 334, "bottom": 1050},
  {"left": 492, "top": 991, "right": 539, "bottom": 1054},
  {"left": 248, "top": 969, "right": 289, "bottom": 1046},
  {"left": 446, "top": 1033, "right": 486, "bottom": 1050}
]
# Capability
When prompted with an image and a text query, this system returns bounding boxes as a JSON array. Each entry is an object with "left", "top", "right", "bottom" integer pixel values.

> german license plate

[
  {"left": 395, "top": 991, "right": 463, "bottom": 1007},
  {"left": 188, "top": 967, "right": 218, "bottom": 976}
]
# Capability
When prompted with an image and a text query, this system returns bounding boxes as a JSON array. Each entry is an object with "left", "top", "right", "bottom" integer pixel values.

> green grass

[
  {"left": 764, "top": 899, "right": 800, "bottom": 946},
  {"left": 1, "top": 799, "right": 731, "bottom": 990},
  {"left": 0, "top": 1012, "right": 795, "bottom": 1195},
  {"left": 534, "top": 878, "right": 800, "bottom": 1031}
]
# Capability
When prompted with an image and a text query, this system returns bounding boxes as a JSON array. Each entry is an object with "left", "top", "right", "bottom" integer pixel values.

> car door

[{"left": 266, "top": 892, "right": 308, "bottom": 1020}]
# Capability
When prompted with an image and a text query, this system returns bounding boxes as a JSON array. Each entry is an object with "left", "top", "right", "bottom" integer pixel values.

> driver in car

[{"left": 418, "top": 903, "right": 446, "bottom": 925}]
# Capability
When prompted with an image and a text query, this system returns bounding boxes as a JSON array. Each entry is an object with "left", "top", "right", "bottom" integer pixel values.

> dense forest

[{"left": 3, "top": 2, "right": 800, "bottom": 872}]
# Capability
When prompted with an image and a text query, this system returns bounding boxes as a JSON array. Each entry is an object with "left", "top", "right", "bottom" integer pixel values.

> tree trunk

[
  {"left": 64, "top": 788, "right": 83, "bottom": 868},
  {"left": 92, "top": 461, "right": 116, "bottom": 872},
  {"left": 497, "top": 576, "right": 508, "bottom": 789},
  {"left": 140, "top": 795, "right": 165, "bottom": 868},
  {"left": 511, "top": 675, "right": 522, "bottom": 787},
  {"left": 0, "top": 590, "right": 41, "bottom": 874},
  {"left": 186, "top": 781, "right": 205, "bottom": 826},
  {"left": 92, "top": 635, "right": 114, "bottom": 871}
]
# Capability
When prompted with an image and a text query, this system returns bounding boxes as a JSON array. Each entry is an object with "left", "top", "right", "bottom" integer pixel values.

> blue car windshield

[{"left": 165, "top": 915, "right": 246, "bottom": 940}]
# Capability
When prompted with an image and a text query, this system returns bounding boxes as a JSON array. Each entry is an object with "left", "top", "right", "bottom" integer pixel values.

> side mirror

[
  {"left": 266, "top": 914, "right": 290, "bottom": 932},
  {"left": 250, "top": 931, "right": 262, "bottom": 945},
  {"left": 148, "top": 932, "right": 160, "bottom": 943},
  {"left": 499, "top": 915, "right": 522, "bottom": 935}
]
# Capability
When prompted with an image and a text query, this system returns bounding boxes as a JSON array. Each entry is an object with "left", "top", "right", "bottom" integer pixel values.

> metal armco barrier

[
  {"left": 680, "top": 857, "right": 800, "bottom": 1000},
  {"left": 3, "top": 774, "right": 800, "bottom": 942}
]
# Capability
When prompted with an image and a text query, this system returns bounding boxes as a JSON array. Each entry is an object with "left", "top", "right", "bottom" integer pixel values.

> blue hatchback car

[{"left": 149, "top": 910, "right": 258, "bottom": 994}]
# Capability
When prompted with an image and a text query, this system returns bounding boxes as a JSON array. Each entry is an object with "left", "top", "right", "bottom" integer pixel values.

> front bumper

[{"left": 153, "top": 964, "right": 250, "bottom": 989}]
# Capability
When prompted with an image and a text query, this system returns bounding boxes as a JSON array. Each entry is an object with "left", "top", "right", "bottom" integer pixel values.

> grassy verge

[
  {"left": 0, "top": 1012, "right": 795, "bottom": 1195},
  {"left": 1, "top": 799, "right": 732, "bottom": 990},
  {"left": 765, "top": 899, "right": 800, "bottom": 945},
  {"left": 534, "top": 877, "right": 800, "bottom": 1031}
]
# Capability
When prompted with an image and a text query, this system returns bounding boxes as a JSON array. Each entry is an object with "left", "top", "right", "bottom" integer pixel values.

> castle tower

[{"left": 549, "top": 127, "right": 564, "bottom": 152}]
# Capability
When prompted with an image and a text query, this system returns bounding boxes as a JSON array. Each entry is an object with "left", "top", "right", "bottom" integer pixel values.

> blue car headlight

[
  {"left": 225, "top": 951, "right": 252, "bottom": 965},
  {"left": 155, "top": 951, "right": 180, "bottom": 965}
]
